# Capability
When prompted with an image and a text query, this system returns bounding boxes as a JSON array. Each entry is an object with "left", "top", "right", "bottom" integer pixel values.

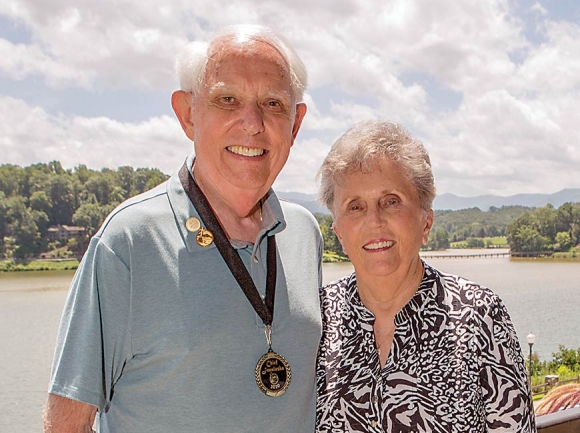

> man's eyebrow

[
  {"left": 207, "top": 82, "right": 228, "bottom": 93},
  {"left": 206, "top": 83, "right": 292, "bottom": 101}
]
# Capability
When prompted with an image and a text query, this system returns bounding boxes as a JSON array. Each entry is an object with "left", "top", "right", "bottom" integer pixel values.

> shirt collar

[
  {"left": 345, "top": 261, "right": 440, "bottom": 326},
  {"left": 167, "top": 154, "right": 287, "bottom": 254}
]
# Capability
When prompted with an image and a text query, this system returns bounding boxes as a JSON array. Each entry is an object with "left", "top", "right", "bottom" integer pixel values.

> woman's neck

[{"left": 357, "top": 258, "right": 425, "bottom": 317}]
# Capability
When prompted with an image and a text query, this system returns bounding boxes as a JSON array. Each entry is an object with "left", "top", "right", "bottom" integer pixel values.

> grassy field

[
  {"left": 0, "top": 259, "right": 80, "bottom": 272},
  {"left": 450, "top": 236, "right": 509, "bottom": 249},
  {"left": 323, "top": 251, "right": 350, "bottom": 263}
]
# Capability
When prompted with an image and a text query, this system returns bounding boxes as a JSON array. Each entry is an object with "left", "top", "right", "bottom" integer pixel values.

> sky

[{"left": 0, "top": 0, "right": 579, "bottom": 197}]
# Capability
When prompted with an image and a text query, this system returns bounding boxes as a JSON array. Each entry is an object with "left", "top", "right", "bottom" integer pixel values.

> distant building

[{"left": 47, "top": 225, "right": 86, "bottom": 243}]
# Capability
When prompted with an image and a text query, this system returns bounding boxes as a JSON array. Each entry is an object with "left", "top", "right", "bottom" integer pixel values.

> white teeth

[
  {"left": 227, "top": 146, "right": 265, "bottom": 157},
  {"left": 364, "top": 241, "right": 395, "bottom": 250}
]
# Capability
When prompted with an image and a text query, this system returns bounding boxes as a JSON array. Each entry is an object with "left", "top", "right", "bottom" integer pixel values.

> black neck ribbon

[{"left": 178, "top": 161, "right": 277, "bottom": 326}]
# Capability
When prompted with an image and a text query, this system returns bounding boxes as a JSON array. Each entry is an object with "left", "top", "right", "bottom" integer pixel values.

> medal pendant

[{"left": 255, "top": 350, "right": 291, "bottom": 397}]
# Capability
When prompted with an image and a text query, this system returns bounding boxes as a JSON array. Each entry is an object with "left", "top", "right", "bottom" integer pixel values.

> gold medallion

[
  {"left": 196, "top": 227, "right": 214, "bottom": 247},
  {"left": 185, "top": 217, "right": 201, "bottom": 233},
  {"left": 255, "top": 350, "right": 291, "bottom": 397}
]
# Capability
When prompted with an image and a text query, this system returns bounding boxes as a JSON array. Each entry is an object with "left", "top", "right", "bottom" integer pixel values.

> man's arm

[{"left": 44, "top": 393, "right": 97, "bottom": 433}]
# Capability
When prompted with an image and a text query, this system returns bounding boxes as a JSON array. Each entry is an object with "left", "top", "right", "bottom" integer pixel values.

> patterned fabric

[{"left": 316, "top": 262, "right": 536, "bottom": 433}]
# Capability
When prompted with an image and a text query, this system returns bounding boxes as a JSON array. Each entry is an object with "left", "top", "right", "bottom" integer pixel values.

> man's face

[{"left": 190, "top": 40, "right": 306, "bottom": 203}]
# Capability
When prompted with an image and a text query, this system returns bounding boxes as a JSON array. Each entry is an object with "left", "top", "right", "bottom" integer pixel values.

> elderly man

[{"left": 44, "top": 25, "right": 322, "bottom": 432}]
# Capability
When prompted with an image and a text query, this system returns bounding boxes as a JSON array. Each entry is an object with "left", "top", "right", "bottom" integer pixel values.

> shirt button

[
  {"left": 371, "top": 420, "right": 377, "bottom": 427},
  {"left": 372, "top": 395, "right": 378, "bottom": 403}
]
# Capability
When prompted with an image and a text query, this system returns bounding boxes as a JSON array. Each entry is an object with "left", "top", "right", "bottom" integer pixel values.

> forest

[
  {"left": 0, "top": 162, "right": 168, "bottom": 259},
  {"left": 316, "top": 202, "right": 580, "bottom": 259},
  {"left": 1, "top": 162, "right": 579, "bottom": 261}
]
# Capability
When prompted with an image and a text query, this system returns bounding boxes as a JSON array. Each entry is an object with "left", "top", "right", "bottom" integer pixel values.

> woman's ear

[
  {"left": 332, "top": 222, "right": 348, "bottom": 255},
  {"left": 421, "top": 209, "right": 434, "bottom": 246}
]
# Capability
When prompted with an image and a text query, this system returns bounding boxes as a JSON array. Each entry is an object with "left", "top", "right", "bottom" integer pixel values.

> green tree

[
  {"left": 5, "top": 196, "right": 42, "bottom": 258},
  {"left": 554, "top": 231, "right": 572, "bottom": 251},
  {"left": 72, "top": 203, "right": 113, "bottom": 239},
  {"left": 74, "top": 164, "right": 94, "bottom": 185},
  {"left": 511, "top": 226, "right": 547, "bottom": 252},
  {"left": 0, "top": 164, "right": 25, "bottom": 196},
  {"left": 29, "top": 190, "right": 52, "bottom": 215},
  {"left": 314, "top": 213, "right": 344, "bottom": 257},
  {"left": 117, "top": 166, "right": 136, "bottom": 198},
  {"left": 48, "top": 176, "right": 76, "bottom": 225},
  {"left": 426, "top": 228, "right": 450, "bottom": 250},
  {"left": 0, "top": 191, "right": 7, "bottom": 255},
  {"left": 548, "top": 346, "right": 580, "bottom": 371},
  {"left": 534, "top": 204, "right": 557, "bottom": 242},
  {"left": 466, "top": 237, "right": 485, "bottom": 248}
]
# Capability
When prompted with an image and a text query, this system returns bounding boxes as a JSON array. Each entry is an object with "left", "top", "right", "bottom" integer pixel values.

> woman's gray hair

[
  {"left": 318, "top": 120, "right": 436, "bottom": 213},
  {"left": 175, "top": 24, "right": 307, "bottom": 103}
]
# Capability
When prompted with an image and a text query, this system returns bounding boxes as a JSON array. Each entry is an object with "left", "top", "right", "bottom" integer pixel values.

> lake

[
  {"left": 1, "top": 252, "right": 579, "bottom": 431},
  {"left": 324, "top": 251, "right": 580, "bottom": 362}
]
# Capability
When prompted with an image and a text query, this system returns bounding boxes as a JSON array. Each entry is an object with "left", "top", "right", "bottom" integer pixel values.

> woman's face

[{"left": 332, "top": 157, "right": 433, "bottom": 281}]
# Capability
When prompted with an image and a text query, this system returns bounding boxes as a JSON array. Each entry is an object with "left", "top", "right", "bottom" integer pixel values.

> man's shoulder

[
  {"left": 96, "top": 181, "right": 170, "bottom": 236},
  {"left": 278, "top": 199, "right": 318, "bottom": 225}
]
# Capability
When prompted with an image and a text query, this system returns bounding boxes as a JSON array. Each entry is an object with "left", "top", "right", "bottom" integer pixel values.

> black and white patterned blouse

[{"left": 316, "top": 262, "right": 536, "bottom": 432}]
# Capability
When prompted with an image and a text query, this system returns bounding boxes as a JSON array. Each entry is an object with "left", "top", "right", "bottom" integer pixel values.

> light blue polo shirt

[{"left": 49, "top": 157, "right": 323, "bottom": 432}]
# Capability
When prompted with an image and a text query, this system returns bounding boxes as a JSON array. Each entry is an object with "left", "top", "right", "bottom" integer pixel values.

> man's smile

[{"left": 227, "top": 146, "right": 266, "bottom": 157}]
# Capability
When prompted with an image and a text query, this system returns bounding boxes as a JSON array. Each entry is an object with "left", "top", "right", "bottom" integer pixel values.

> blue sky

[{"left": 0, "top": 0, "right": 579, "bottom": 197}]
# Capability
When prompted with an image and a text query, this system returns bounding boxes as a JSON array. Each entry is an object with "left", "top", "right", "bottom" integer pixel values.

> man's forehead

[{"left": 206, "top": 38, "right": 288, "bottom": 73}]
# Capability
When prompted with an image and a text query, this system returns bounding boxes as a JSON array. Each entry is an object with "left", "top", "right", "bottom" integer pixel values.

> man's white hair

[{"left": 175, "top": 24, "right": 307, "bottom": 102}]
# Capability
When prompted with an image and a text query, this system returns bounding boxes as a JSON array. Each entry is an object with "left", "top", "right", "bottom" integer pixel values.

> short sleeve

[{"left": 48, "top": 236, "right": 132, "bottom": 412}]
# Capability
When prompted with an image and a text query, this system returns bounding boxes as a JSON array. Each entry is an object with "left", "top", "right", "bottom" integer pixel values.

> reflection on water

[
  {"left": 322, "top": 254, "right": 580, "bottom": 362},
  {"left": 2, "top": 255, "right": 578, "bottom": 361},
  {"left": 0, "top": 270, "right": 75, "bottom": 292}
]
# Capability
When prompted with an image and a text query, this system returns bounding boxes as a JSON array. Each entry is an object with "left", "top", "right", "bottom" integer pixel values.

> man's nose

[{"left": 242, "top": 104, "right": 265, "bottom": 135}]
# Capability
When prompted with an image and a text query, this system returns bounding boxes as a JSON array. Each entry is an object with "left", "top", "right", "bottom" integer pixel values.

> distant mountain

[
  {"left": 433, "top": 188, "right": 580, "bottom": 211},
  {"left": 276, "top": 191, "right": 328, "bottom": 214},
  {"left": 277, "top": 188, "right": 580, "bottom": 213}
]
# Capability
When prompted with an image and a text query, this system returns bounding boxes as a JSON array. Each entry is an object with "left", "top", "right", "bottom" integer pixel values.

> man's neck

[{"left": 193, "top": 166, "right": 266, "bottom": 243}]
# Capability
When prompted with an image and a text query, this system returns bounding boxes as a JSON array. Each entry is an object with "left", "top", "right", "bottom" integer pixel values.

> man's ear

[
  {"left": 290, "top": 103, "right": 307, "bottom": 144},
  {"left": 171, "top": 91, "right": 195, "bottom": 141}
]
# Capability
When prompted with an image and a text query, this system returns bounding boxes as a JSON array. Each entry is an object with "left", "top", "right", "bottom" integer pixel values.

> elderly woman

[{"left": 316, "top": 120, "right": 535, "bottom": 432}]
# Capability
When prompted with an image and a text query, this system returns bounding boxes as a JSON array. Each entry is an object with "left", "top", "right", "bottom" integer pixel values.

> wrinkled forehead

[{"left": 205, "top": 37, "right": 290, "bottom": 80}]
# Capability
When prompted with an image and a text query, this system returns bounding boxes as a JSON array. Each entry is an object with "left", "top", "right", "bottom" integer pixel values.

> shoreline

[
  {"left": 0, "top": 259, "right": 80, "bottom": 272},
  {"left": 323, "top": 248, "right": 580, "bottom": 263}
]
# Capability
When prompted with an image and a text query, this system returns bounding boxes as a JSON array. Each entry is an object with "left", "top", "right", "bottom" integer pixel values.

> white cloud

[
  {"left": 0, "top": 0, "right": 579, "bottom": 197},
  {"left": 0, "top": 96, "right": 191, "bottom": 174}
]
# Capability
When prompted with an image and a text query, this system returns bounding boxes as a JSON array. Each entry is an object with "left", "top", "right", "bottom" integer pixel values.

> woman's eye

[{"left": 381, "top": 198, "right": 399, "bottom": 207}]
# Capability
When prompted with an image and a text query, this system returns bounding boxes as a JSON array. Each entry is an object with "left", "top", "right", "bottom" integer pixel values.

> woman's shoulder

[{"left": 425, "top": 262, "right": 504, "bottom": 312}]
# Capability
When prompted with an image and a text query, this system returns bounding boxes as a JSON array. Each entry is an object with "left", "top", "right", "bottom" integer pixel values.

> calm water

[
  {"left": 323, "top": 251, "right": 580, "bottom": 362},
  {"left": 0, "top": 256, "right": 578, "bottom": 431}
]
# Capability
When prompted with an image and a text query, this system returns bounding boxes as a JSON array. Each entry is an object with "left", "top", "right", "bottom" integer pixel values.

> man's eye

[
  {"left": 267, "top": 100, "right": 282, "bottom": 108},
  {"left": 221, "top": 96, "right": 235, "bottom": 104}
]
